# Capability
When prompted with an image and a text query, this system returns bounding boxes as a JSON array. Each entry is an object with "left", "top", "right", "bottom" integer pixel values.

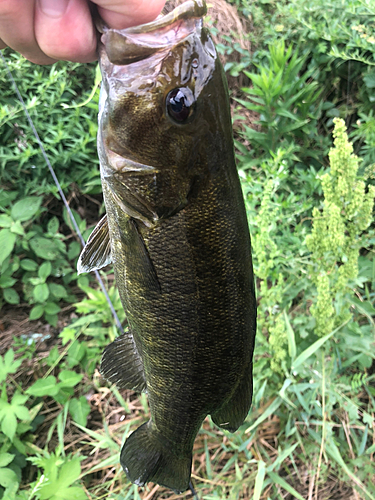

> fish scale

[{"left": 78, "top": 0, "right": 256, "bottom": 493}]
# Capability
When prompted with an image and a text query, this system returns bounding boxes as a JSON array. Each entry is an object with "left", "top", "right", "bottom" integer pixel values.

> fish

[{"left": 78, "top": 0, "right": 257, "bottom": 493}]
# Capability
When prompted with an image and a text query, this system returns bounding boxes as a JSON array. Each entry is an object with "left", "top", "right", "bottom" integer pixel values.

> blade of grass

[
  {"left": 82, "top": 453, "right": 121, "bottom": 476},
  {"left": 245, "top": 397, "right": 282, "bottom": 434},
  {"left": 325, "top": 440, "right": 375, "bottom": 500},
  {"left": 205, "top": 437, "right": 213, "bottom": 480},
  {"left": 253, "top": 460, "right": 266, "bottom": 500},
  {"left": 267, "top": 471, "right": 305, "bottom": 500},
  {"left": 284, "top": 310, "right": 296, "bottom": 360},
  {"left": 268, "top": 442, "right": 299, "bottom": 472},
  {"left": 72, "top": 421, "right": 122, "bottom": 452},
  {"left": 112, "top": 386, "right": 131, "bottom": 413},
  {"left": 61, "top": 64, "right": 101, "bottom": 109},
  {"left": 292, "top": 320, "right": 349, "bottom": 371},
  {"left": 44, "top": 323, "right": 89, "bottom": 379}
]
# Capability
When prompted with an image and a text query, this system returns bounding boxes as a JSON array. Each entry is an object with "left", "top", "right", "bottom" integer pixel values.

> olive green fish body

[{"left": 78, "top": 1, "right": 256, "bottom": 492}]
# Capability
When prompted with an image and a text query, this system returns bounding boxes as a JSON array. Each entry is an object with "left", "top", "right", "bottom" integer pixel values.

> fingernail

[{"left": 38, "top": 0, "right": 70, "bottom": 18}]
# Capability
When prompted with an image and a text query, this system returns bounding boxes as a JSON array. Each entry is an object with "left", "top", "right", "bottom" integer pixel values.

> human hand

[{"left": 0, "top": 0, "right": 166, "bottom": 64}]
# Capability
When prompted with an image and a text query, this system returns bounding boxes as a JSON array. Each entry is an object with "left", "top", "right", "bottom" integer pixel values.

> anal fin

[
  {"left": 77, "top": 214, "right": 111, "bottom": 274},
  {"left": 211, "top": 362, "right": 253, "bottom": 433},
  {"left": 100, "top": 329, "right": 146, "bottom": 393}
]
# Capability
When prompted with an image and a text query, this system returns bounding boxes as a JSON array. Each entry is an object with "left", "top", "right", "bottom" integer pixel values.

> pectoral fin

[
  {"left": 124, "top": 219, "right": 161, "bottom": 294},
  {"left": 77, "top": 215, "right": 111, "bottom": 274},
  {"left": 100, "top": 328, "right": 147, "bottom": 393}
]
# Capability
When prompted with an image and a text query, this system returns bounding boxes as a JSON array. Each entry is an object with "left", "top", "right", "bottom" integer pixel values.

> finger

[
  {"left": 93, "top": 0, "right": 166, "bottom": 30},
  {"left": 35, "top": 0, "right": 97, "bottom": 62},
  {"left": 0, "top": 0, "right": 56, "bottom": 64},
  {"left": 0, "top": 39, "right": 7, "bottom": 50}
]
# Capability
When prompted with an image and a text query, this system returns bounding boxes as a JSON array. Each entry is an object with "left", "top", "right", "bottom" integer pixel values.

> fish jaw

[{"left": 98, "top": 0, "right": 206, "bottom": 66}]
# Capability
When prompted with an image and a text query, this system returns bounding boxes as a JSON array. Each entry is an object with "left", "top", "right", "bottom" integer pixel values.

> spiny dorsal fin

[
  {"left": 100, "top": 329, "right": 147, "bottom": 393},
  {"left": 77, "top": 214, "right": 111, "bottom": 274}
]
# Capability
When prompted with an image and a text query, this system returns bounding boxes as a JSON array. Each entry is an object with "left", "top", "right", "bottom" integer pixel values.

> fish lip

[
  {"left": 97, "top": 0, "right": 206, "bottom": 35},
  {"left": 98, "top": 0, "right": 207, "bottom": 65}
]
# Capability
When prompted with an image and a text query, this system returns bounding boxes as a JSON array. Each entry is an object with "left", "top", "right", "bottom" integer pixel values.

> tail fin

[{"left": 121, "top": 421, "right": 192, "bottom": 493}]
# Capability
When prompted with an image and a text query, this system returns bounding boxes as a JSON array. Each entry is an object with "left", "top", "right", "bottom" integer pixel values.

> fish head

[{"left": 98, "top": 0, "right": 234, "bottom": 223}]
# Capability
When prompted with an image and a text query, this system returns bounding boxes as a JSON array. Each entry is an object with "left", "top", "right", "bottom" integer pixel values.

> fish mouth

[{"left": 97, "top": 0, "right": 207, "bottom": 65}]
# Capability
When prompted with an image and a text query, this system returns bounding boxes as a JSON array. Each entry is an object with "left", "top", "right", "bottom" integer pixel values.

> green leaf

[
  {"left": 0, "top": 257, "right": 10, "bottom": 274},
  {"left": 0, "top": 453, "right": 15, "bottom": 467},
  {"left": 29, "top": 304, "right": 44, "bottom": 320},
  {"left": 58, "top": 371, "right": 83, "bottom": 388},
  {"left": 44, "top": 302, "right": 61, "bottom": 315},
  {"left": 11, "top": 197, "right": 42, "bottom": 222},
  {"left": 0, "top": 275, "right": 16, "bottom": 288},
  {"left": 0, "top": 350, "right": 22, "bottom": 384},
  {"left": 68, "top": 241, "right": 81, "bottom": 260},
  {"left": 11, "top": 394, "right": 29, "bottom": 420},
  {"left": 0, "top": 229, "right": 16, "bottom": 266},
  {"left": 38, "top": 261, "right": 52, "bottom": 281},
  {"left": 364, "top": 72, "right": 375, "bottom": 89},
  {"left": 47, "top": 216, "right": 60, "bottom": 234},
  {"left": 0, "top": 467, "right": 19, "bottom": 488},
  {"left": 0, "top": 405, "right": 17, "bottom": 441},
  {"left": 38, "top": 456, "right": 84, "bottom": 500},
  {"left": 33, "top": 283, "right": 49, "bottom": 303},
  {"left": 45, "top": 313, "right": 58, "bottom": 327},
  {"left": 0, "top": 214, "right": 12, "bottom": 228},
  {"left": 10, "top": 220, "right": 25, "bottom": 235},
  {"left": 67, "top": 342, "right": 86, "bottom": 367},
  {"left": 29, "top": 277, "right": 42, "bottom": 286},
  {"left": 26, "top": 376, "right": 60, "bottom": 397},
  {"left": 3, "top": 287, "right": 20, "bottom": 305},
  {"left": 0, "top": 191, "right": 17, "bottom": 208},
  {"left": 30, "top": 237, "right": 59, "bottom": 260},
  {"left": 69, "top": 397, "right": 91, "bottom": 426},
  {"left": 59, "top": 327, "right": 76, "bottom": 345},
  {"left": 20, "top": 259, "right": 38, "bottom": 271},
  {"left": 0, "top": 392, "right": 29, "bottom": 441},
  {"left": 49, "top": 283, "right": 68, "bottom": 299}
]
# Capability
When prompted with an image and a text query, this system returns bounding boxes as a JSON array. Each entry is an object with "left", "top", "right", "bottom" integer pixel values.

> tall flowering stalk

[{"left": 306, "top": 118, "right": 375, "bottom": 336}]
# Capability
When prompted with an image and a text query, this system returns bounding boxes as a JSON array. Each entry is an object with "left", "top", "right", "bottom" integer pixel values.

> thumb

[{"left": 92, "top": 0, "right": 166, "bottom": 29}]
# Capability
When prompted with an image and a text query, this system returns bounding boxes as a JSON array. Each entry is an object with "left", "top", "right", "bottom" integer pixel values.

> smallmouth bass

[{"left": 78, "top": 0, "right": 256, "bottom": 493}]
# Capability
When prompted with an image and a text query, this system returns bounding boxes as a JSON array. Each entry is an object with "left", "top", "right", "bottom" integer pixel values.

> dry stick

[
  {"left": 307, "top": 473, "right": 315, "bottom": 500},
  {"left": 0, "top": 50, "right": 124, "bottom": 336},
  {"left": 142, "top": 484, "right": 159, "bottom": 500}
]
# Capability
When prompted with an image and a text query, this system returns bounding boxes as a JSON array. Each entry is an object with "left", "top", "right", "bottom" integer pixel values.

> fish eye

[{"left": 166, "top": 88, "right": 195, "bottom": 123}]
